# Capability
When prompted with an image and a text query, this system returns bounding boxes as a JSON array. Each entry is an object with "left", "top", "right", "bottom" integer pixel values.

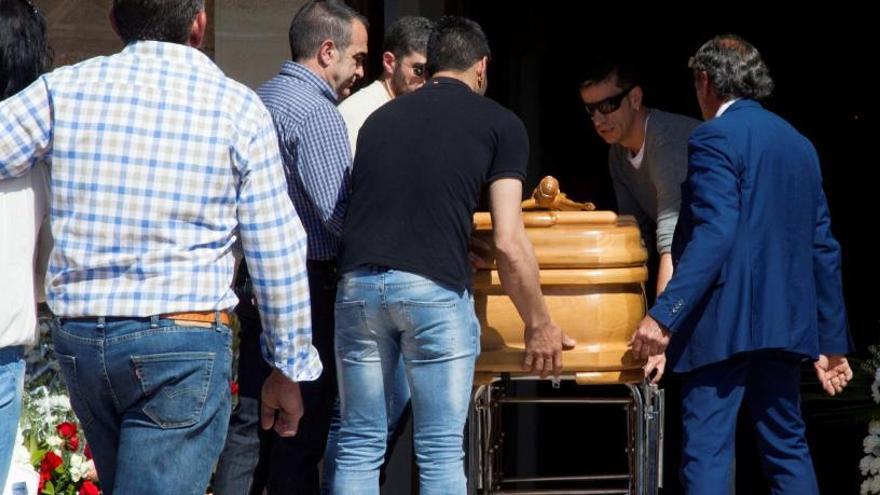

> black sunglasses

[{"left": 584, "top": 85, "right": 634, "bottom": 116}]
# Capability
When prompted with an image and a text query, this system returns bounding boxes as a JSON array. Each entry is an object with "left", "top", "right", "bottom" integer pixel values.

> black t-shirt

[{"left": 338, "top": 77, "right": 528, "bottom": 291}]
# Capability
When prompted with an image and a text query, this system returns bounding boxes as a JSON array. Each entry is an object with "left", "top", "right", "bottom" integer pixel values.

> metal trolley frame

[{"left": 468, "top": 374, "right": 664, "bottom": 495}]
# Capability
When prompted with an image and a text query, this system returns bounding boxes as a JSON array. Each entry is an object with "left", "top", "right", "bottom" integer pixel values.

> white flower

[
  {"left": 69, "top": 453, "right": 88, "bottom": 482},
  {"left": 84, "top": 459, "right": 98, "bottom": 481},
  {"left": 868, "top": 475, "right": 880, "bottom": 495},
  {"left": 863, "top": 454, "right": 880, "bottom": 476},
  {"left": 872, "top": 379, "right": 880, "bottom": 404},
  {"left": 869, "top": 477, "right": 880, "bottom": 495},
  {"left": 871, "top": 420, "right": 880, "bottom": 436},
  {"left": 868, "top": 474, "right": 880, "bottom": 494},
  {"left": 866, "top": 434, "right": 880, "bottom": 454},
  {"left": 12, "top": 428, "right": 31, "bottom": 466},
  {"left": 46, "top": 435, "right": 63, "bottom": 448}
]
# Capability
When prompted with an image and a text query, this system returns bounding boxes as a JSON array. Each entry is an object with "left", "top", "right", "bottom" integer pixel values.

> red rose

[
  {"left": 79, "top": 480, "right": 100, "bottom": 495},
  {"left": 57, "top": 422, "right": 78, "bottom": 439},
  {"left": 229, "top": 380, "right": 239, "bottom": 395},
  {"left": 66, "top": 435, "right": 80, "bottom": 451},
  {"left": 38, "top": 469, "right": 51, "bottom": 492},
  {"left": 40, "top": 451, "right": 63, "bottom": 472},
  {"left": 84, "top": 443, "right": 92, "bottom": 460}
]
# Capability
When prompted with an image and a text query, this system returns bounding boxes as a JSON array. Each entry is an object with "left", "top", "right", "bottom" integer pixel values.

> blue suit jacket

[{"left": 648, "top": 99, "right": 853, "bottom": 373}]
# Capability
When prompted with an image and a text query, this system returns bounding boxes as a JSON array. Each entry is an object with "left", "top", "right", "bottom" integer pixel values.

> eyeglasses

[{"left": 583, "top": 85, "right": 634, "bottom": 117}]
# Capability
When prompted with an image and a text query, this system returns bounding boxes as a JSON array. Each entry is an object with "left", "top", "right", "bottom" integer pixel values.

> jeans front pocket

[{"left": 55, "top": 354, "right": 96, "bottom": 428}]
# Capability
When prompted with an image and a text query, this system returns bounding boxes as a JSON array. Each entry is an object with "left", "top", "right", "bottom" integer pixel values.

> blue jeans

[
  {"left": 321, "top": 355, "right": 410, "bottom": 494},
  {"left": 0, "top": 346, "right": 25, "bottom": 491},
  {"left": 213, "top": 285, "right": 271, "bottom": 495},
  {"left": 52, "top": 315, "right": 232, "bottom": 495},
  {"left": 332, "top": 268, "right": 479, "bottom": 495}
]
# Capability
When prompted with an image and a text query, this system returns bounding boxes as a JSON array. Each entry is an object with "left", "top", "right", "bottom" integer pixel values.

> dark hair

[
  {"left": 0, "top": 0, "right": 52, "bottom": 99},
  {"left": 689, "top": 34, "right": 774, "bottom": 100},
  {"left": 383, "top": 16, "right": 433, "bottom": 58},
  {"left": 578, "top": 59, "right": 642, "bottom": 91},
  {"left": 425, "top": 16, "right": 490, "bottom": 77},
  {"left": 112, "top": 0, "right": 204, "bottom": 44},
  {"left": 289, "top": 0, "right": 368, "bottom": 62}
]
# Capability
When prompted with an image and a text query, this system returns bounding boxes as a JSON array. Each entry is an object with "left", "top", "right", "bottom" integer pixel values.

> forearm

[
  {"left": 494, "top": 228, "right": 551, "bottom": 329},
  {"left": 656, "top": 252, "right": 673, "bottom": 296}
]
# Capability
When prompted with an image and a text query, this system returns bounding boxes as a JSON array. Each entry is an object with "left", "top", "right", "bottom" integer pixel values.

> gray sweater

[{"left": 609, "top": 109, "right": 700, "bottom": 254}]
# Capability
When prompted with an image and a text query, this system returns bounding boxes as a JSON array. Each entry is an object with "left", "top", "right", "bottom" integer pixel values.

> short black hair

[
  {"left": 1, "top": 0, "right": 52, "bottom": 99},
  {"left": 578, "top": 58, "right": 642, "bottom": 91},
  {"left": 112, "top": 0, "right": 205, "bottom": 45},
  {"left": 288, "top": 0, "right": 368, "bottom": 62},
  {"left": 425, "top": 16, "right": 490, "bottom": 77},
  {"left": 383, "top": 16, "right": 433, "bottom": 58}
]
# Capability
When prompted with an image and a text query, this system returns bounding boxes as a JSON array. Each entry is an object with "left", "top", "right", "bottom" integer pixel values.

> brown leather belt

[{"left": 162, "top": 311, "right": 231, "bottom": 326}]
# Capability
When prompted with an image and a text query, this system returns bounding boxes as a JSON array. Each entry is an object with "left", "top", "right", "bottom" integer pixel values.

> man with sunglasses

[
  {"left": 339, "top": 16, "right": 434, "bottom": 158},
  {"left": 579, "top": 62, "right": 699, "bottom": 305},
  {"left": 580, "top": 63, "right": 699, "bottom": 493}
]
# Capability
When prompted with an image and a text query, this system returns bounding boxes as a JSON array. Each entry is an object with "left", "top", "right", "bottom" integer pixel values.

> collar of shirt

[
  {"left": 426, "top": 76, "right": 471, "bottom": 91},
  {"left": 716, "top": 98, "right": 740, "bottom": 117},
  {"left": 279, "top": 61, "right": 339, "bottom": 104},
  {"left": 122, "top": 40, "right": 220, "bottom": 74}
]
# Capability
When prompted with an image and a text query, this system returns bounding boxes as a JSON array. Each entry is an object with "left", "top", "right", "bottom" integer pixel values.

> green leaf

[{"left": 31, "top": 448, "right": 47, "bottom": 468}]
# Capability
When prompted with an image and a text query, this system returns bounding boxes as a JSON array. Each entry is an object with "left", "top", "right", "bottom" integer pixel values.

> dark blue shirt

[{"left": 258, "top": 61, "right": 351, "bottom": 260}]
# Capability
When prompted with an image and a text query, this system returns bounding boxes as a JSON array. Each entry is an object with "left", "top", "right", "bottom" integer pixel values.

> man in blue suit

[{"left": 630, "top": 35, "right": 854, "bottom": 493}]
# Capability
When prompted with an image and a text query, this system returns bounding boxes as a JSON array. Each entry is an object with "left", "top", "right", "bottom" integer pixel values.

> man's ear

[
  {"left": 317, "top": 39, "right": 336, "bottom": 67},
  {"left": 629, "top": 86, "right": 644, "bottom": 111},
  {"left": 382, "top": 51, "right": 397, "bottom": 77},
  {"left": 108, "top": 7, "right": 122, "bottom": 41},
  {"left": 188, "top": 10, "right": 208, "bottom": 48}
]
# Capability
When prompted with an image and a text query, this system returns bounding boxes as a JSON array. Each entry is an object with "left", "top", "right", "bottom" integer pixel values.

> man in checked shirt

[
  {"left": 0, "top": 1, "right": 319, "bottom": 494},
  {"left": 220, "top": 2, "right": 368, "bottom": 493}
]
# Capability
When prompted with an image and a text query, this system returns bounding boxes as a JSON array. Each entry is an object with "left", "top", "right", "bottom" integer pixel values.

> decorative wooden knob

[
  {"left": 533, "top": 176, "right": 561, "bottom": 208},
  {"left": 521, "top": 176, "right": 596, "bottom": 211}
]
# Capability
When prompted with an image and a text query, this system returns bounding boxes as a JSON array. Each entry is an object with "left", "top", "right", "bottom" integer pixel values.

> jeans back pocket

[{"left": 131, "top": 352, "right": 215, "bottom": 429}]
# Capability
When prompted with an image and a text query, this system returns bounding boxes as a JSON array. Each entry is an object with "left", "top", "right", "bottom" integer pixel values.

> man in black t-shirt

[{"left": 332, "top": 16, "right": 573, "bottom": 493}]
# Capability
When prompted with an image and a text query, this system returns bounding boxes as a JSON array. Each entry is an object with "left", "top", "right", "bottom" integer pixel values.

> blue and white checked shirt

[
  {"left": 257, "top": 62, "right": 351, "bottom": 260},
  {"left": 0, "top": 41, "right": 321, "bottom": 382}
]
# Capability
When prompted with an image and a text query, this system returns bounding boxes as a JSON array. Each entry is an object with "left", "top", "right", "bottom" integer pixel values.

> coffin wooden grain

[{"left": 472, "top": 210, "right": 648, "bottom": 384}]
